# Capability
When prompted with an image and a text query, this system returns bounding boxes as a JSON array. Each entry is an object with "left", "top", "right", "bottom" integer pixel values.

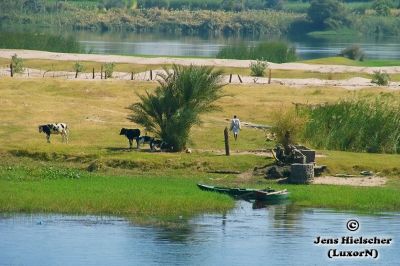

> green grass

[
  {"left": 317, "top": 150, "right": 400, "bottom": 177},
  {"left": 0, "top": 77, "right": 400, "bottom": 221},
  {"left": 0, "top": 162, "right": 234, "bottom": 221},
  {"left": 288, "top": 184, "right": 400, "bottom": 212},
  {"left": 302, "top": 57, "right": 400, "bottom": 67}
]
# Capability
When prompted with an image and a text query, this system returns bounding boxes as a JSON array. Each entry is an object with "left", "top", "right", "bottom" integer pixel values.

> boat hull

[{"left": 197, "top": 184, "right": 289, "bottom": 201}]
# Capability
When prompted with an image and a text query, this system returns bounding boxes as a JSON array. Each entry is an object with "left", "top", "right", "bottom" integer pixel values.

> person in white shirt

[{"left": 230, "top": 115, "right": 241, "bottom": 141}]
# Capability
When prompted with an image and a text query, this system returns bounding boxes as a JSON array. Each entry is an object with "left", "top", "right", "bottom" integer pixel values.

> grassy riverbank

[
  {"left": 0, "top": 77, "right": 400, "bottom": 222},
  {"left": 302, "top": 57, "right": 400, "bottom": 67}
]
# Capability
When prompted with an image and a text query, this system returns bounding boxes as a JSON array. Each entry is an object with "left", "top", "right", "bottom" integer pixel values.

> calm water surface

[
  {"left": 2, "top": 27, "right": 400, "bottom": 60},
  {"left": 73, "top": 31, "right": 400, "bottom": 60},
  {"left": 1, "top": 202, "right": 399, "bottom": 266}
]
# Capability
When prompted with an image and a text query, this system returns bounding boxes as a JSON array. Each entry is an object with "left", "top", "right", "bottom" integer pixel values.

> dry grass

[
  {"left": 0, "top": 77, "right": 399, "bottom": 175},
  {"left": 0, "top": 57, "right": 386, "bottom": 80}
]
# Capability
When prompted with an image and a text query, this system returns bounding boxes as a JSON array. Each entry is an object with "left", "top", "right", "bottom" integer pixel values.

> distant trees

[
  {"left": 221, "top": 0, "right": 245, "bottom": 11},
  {"left": 264, "top": 0, "right": 283, "bottom": 10},
  {"left": 307, "top": 0, "right": 350, "bottom": 30},
  {"left": 372, "top": 0, "right": 393, "bottom": 16}
]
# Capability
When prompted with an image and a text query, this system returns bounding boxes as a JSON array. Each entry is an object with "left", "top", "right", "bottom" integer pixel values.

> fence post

[
  {"left": 268, "top": 69, "right": 272, "bottom": 84},
  {"left": 224, "top": 127, "right": 230, "bottom": 156},
  {"left": 92, "top": 68, "right": 95, "bottom": 79},
  {"left": 150, "top": 70, "right": 153, "bottom": 80},
  {"left": 237, "top": 74, "right": 242, "bottom": 83},
  {"left": 229, "top": 74, "right": 232, "bottom": 83},
  {"left": 101, "top": 66, "right": 103, "bottom": 79},
  {"left": 131, "top": 72, "right": 134, "bottom": 80},
  {"left": 10, "top": 64, "right": 13, "bottom": 77}
]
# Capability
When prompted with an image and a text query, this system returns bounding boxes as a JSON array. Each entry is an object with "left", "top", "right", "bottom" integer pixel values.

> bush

[
  {"left": 128, "top": 65, "right": 224, "bottom": 152},
  {"left": 11, "top": 54, "right": 24, "bottom": 74},
  {"left": 372, "top": 0, "right": 392, "bottom": 16},
  {"left": 73, "top": 62, "right": 84, "bottom": 73},
  {"left": 338, "top": 45, "right": 365, "bottom": 61},
  {"left": 103, "top": 62, "right": 115, "bottom": 78},
  {"left": 271, "top": 108, "right": 308, "bottom": 146},
  {"left": 250, "top": 60, "right": 268, "bottom": 77},
  {"left": 371, "top": 71, "right": 391, "bottom": 86},
  {"left": 301, "top": 96, "right": 400, "bottom": 153}
]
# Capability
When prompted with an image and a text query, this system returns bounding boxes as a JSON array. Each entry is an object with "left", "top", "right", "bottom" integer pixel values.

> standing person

[{"left": 230, "top": 115, "right": 241, "bottom": 141}]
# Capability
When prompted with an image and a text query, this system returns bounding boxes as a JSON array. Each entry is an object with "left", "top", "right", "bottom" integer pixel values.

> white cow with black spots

[{"left": 38, "top": 123, "right": 69, "bottom": 143}]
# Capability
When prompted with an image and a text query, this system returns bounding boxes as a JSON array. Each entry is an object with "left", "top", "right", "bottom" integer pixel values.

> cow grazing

[
  {"left": 120, "top": 128, "right": 140, "bottom": 149},
  {"left": 38, "top": 123, "right": 69, "bottom": 143}
]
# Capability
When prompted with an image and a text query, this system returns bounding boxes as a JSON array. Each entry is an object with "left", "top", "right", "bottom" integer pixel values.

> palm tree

[{"left": 127, "top": 65, "right": 225, "bottom": 152}]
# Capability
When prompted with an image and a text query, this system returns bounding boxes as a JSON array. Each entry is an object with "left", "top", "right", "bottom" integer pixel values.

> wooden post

[
  {"left": 92, "top": 68, "right": 95, "bottom": 79},
  {"left": 229, "top": 74, "right": 232, "bottom": 83},
  {"left": 131, "top": 72, "right": 134, "bottom": 80},
  {"left": 10, "top": 63, "right": 13, "bottom": 77},
  {"left": 101, "top": 66, "right": 103, "bottom": 79},
  {"left": 237, "top": 74, "right": 242, "bottom": 83},
  {"left": 150, "top": 70, "right": 153, "bottom": 80},
  {"left": 75, "top": 70, "right": 79, "bottom": 78},
  {"left": 268, "top": 69, "right": 272, "bottom": 84},
  {"left": 224, "top": 127, "right": 230, "bottom": 156}
]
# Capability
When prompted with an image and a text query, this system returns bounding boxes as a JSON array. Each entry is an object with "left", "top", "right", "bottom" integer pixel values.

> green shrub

[
  {"left": 250, "top": 60, "right": 268, "bottom": 77},
  {"left": 73, "top": 62, "right": 84, "bottom": 73},
  {"left": 372, "top": 0, "right": 393, "bottom": 16},
  {"left": 338, "top": 45, "right": 365, "bottom": 61},
  {"left": 104, "top": 62, "right": 115, "bottom": 78},
  {"left": 11, "top": 54, "right": 24, "bottom": 74},
  {"left": 371, "top": 70, "right": 391, "bottom": 86},
  {"left": 271, "top": 108, "right": 308, "bottom": 146},
  {"left": 302, "top": 96, "right": 400, "bottom": 153}
]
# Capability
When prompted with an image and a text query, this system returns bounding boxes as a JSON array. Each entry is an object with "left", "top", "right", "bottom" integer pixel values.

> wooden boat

[{"left": 197, "top": 183, "right": 289, "bottom": 201}]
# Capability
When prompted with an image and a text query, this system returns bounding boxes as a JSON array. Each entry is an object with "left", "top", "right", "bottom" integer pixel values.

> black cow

[
  {"left": 38, "top": 123, "right": 69, "bottom": 143},
  {"left": 120, "top": 128, "right": 140, "bottom": 149}
]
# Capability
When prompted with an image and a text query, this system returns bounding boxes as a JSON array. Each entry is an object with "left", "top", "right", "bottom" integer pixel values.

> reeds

[
  {"left": 217, "top": 41, "right": 297, "bottom": 63},
  {"left": 302, "top": 96, "right": 400, "bottom": 153}
]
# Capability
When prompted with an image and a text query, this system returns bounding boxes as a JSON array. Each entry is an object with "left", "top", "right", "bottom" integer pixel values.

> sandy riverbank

[{"left": 2, "top": 49, "right": 400, "bottom": 74}]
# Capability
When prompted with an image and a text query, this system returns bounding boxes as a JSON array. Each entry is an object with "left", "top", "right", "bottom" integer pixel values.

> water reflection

[
  {"left": 1, "top": 204, "right": 399, "bottom": 265},
  {"left": 0, "top": 30, "right": 82, "bottom": 53},
  {"left": 2, "top": 26, "right": 400, "bottom": 60}
]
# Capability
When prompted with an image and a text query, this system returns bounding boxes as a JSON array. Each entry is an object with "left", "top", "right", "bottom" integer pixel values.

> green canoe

[{"left": 197, "top": 183, "right": 289, "bottom": 201}]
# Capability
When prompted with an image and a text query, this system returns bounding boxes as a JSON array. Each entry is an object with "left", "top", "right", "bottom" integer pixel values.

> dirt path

[
  {"left": 2, "top": 49, "right": 400, "bottom": 74},
  {"left": 312, "top": 176, "right": 387, "bottom": 187},
  {"left": 2, "top": 67, "right": 400, "bottom": 90}
]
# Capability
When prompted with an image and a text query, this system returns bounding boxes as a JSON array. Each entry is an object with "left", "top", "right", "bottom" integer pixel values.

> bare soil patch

[{"left": 312, "top": 176, "right": 387, "bottom": 187}]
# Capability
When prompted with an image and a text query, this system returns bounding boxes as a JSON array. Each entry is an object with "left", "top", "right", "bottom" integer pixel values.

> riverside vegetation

[
  {"left": 0, "top": 75, "right": 400, "bottom": 222},
  {"left": 1, "top": 0, "right": 400, "bottom": 38}
]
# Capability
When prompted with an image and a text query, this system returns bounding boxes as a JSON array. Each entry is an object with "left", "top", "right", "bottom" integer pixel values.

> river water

[
  {"left": 1, "top": 202, "right": 399, "bottom": 266},
  {"left": 1, "top": 27, "right": 400, "bottom": 60},
  {"left": 73, "top": 31, "right": 400, "bottom": 60}
]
